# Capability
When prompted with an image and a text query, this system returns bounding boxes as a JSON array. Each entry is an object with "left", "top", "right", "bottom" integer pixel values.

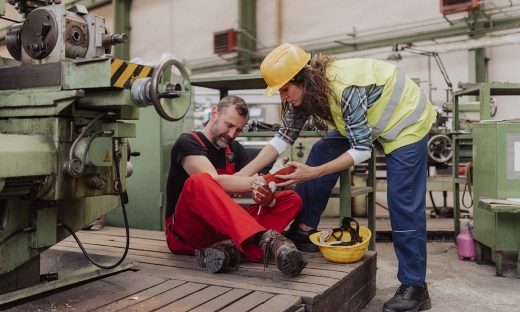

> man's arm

[
  {"left": 181, "top": 154, "right": 260, "bottom": 194},
  {"left": 235, "top": 143, "right": 280, "bottom": 177}
]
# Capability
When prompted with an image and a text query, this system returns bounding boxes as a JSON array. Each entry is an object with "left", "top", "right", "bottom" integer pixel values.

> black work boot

[
  {"left": 258, "top": 229, "right": 308, "bottom": 277},
  {"left": 383, "top": 283, "right": 431, "bottom": 312},
  {"left": 195, "top": 239, "right": 242, "bottom": 274},
  {"left": 283, "top": 222, "right": 319, "bottom": 252}
]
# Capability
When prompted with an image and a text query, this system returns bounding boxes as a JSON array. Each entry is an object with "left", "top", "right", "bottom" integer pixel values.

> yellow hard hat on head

[{"left": 260, "top": 43, "right": 311, "bottom": 97}]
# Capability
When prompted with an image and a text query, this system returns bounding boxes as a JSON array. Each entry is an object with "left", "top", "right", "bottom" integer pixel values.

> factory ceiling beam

[
  {"left": 191, "top": 14, "right": 520, "bottom": 75},
  {"left": 312, "top": 17, "right": 520, "bottom": 55}
]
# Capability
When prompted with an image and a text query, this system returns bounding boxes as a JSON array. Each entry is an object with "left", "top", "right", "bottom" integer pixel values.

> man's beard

[{"left": 210, "top": 122, "right": 233, "bottom": 148}]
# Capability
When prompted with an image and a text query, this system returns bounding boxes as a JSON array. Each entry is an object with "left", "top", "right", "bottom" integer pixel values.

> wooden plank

[
  {"left": 2, "top": 271, "right": 168, "bottom": 312},
  {"left": 124, "top": 282, "right": 208, "bottom": 311},
  {"left": 190, "top": 288, "right": 253, "bottom": 312},
  {"left": 92, "top": 279, "right": 186, "bottom": 311},
  {"left": 51, "top": 242, "right": 357, "bottom": 290},
  {"left": 249, "top": 294, "right": 303, "bottom": 312},
  {"left": 155, "top": 285, "right": 232, "bottom": 312},
  {"left": 309, "top": 252, "right": 377, "bottom": 311},
  {"left": 341, "top": 276, "right": 376, "bottom": 311},
  {"left": 52, "top": 239, "right": 367, "bottom": 281},
  {"left": 220, "top": 291, "right": 275, "bottom": 312},
  {"left": 7, "top": 225, "right": 378, "bottom": 312},
  {"left": 132, "top": 264, "right": 322, "bottom": 305}
]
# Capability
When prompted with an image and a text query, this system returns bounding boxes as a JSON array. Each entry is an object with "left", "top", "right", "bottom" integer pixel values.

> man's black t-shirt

[{"left": 165, "top": 131, "right": 251, "bottom": 219}]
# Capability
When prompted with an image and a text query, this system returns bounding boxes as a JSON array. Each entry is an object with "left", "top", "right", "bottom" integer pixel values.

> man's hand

[
  {"left": 251, "top": 179, "right": 276, "bottom": 208},
  {"left": 262, "top": 157, "right": 296, "bottom": 187}
]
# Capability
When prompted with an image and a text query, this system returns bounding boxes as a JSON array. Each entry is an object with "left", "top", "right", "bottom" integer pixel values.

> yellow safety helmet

[
  {"left": 260, "top": 43, "right": 311, "bottom": 97},
  {"left": 309, "top": 217, "right": 371, "bottom": 264}
]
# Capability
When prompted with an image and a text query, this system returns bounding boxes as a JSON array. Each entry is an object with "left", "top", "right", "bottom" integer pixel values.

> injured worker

[{"left": 164, "top": 95, "right": 307, "bottom": 277}]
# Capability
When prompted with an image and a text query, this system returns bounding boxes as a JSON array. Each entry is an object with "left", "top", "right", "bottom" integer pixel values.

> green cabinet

[{"left": 472, "top": 120, "right": 520, "bottom": 275}]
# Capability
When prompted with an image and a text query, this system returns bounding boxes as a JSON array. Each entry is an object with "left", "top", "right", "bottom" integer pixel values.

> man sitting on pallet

[{"left": 165, "top": 95, "right": 307, "bottom": 277}]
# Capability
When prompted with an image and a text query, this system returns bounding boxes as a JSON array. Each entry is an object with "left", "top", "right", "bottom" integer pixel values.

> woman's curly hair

[{"left": 281, "top": 54, "right": 339, "bottom": 130}]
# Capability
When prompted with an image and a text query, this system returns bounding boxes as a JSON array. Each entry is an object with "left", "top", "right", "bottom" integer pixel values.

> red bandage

[{"left": 262, "top": 157, "right": 295, "bottom": 185}]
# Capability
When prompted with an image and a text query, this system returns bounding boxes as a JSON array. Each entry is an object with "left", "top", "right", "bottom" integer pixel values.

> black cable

[
  {"left": 0, "top": 227, "right": 36, "bottom": 246},
  {"left": 0, "top": 16, "right": 22, "bottom": 23},
  {"left": 429, "top": 191, "right": 442, "bottom": 216},
  {"left": 61, "top": 150, "right": 130, "bottom": 269},
  {"left": 73, "top": 130, "right": 113, "bottom": 176}
]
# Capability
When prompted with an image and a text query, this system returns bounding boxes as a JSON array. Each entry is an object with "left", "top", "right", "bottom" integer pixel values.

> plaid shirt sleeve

[
  {"left": 275, "top": 104, "right": 306, "bottom": 145},
  {"left": 275, "top": 85, "right": 383, "bottom": 148},
  {"left": 341, "top": 85, "right": 384, "bottom": 151}
]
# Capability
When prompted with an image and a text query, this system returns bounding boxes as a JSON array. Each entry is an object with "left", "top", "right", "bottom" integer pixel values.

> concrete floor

[
  {"left": 322, "top": 190, "right": 519, "bottom": 312},
  {"left": 359, "top": 241, "right": 519, "bottom": 312}
]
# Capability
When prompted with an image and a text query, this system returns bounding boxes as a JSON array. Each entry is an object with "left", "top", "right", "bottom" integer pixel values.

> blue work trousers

[
  {"left": 386, "top": 134, "right": 428, "bottom": 286},
  {"left": 294, "top": 130, "right": 350, "bottom": 228},
  {"left": 295, "top": 130, "right": 428, "bottom": 286}
]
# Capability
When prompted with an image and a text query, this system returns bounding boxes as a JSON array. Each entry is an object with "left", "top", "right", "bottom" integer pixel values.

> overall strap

[{"left": 190, "top": 132, "right": 235, "bottom": 174}]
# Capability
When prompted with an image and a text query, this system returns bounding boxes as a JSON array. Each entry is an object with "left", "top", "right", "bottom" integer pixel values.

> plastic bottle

[{"left": 457, "top": 215, "right": 476, "bottom": 261}]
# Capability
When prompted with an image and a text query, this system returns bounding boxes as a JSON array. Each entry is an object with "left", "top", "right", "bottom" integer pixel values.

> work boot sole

[
  {"left": 204, "top": 247, "right": 230, "bottom": 274},
  {"left": 195, "top": 248, "right": 207, "bottom": 269},
  {"left": 383, "top": 299, "right": 432, "bottom": 312},
  {"left": 277, "top": 248, "right": 308, "bottom": 277}
]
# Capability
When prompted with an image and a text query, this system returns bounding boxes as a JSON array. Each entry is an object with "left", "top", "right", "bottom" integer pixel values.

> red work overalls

[{"left": 165, "top": 134, "right": 302, "bottom": 262}]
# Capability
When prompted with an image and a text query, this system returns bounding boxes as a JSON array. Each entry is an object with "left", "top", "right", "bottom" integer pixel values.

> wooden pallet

[{"left": 2, "top": 226, "right": 377, "bottom": 312}]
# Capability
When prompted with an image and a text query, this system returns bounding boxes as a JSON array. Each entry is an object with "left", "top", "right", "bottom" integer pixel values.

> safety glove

[
  {"left": 252, "top": 179, "right": 276, "bottom": 213},
  {"left": 262, "top": 157, "right": 295, "bottom": 189}
]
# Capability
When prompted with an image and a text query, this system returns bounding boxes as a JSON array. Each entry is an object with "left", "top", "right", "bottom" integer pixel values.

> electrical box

[
  {"left": 472, "top": 120, "right": 520, "bottom": 253},
  {"left": 440, "top": 0, "right": 480, "bottom": 15},
  {"left": 213, "top": 29, "right": 238, "bottom": 55}
]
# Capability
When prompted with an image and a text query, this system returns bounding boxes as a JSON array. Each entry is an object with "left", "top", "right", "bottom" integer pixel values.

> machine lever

[{"left": 158, "top": 91, "right": 181, "bottom": 99}]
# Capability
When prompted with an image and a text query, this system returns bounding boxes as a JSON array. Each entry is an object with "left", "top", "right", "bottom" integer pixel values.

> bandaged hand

[
  {"left": 262, "top": 157, "right": 296, "bottom": 188},
  {"left": 251, "top": 179, "right": 276, "bottom": 208}
]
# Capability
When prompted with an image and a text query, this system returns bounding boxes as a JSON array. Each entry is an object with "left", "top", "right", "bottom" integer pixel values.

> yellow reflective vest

[{"left": 326, "top": 59, "right": 437, "bottom": 154}]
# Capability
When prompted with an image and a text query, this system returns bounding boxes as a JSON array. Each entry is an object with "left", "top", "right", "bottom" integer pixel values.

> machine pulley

[
  {"left": 131, "top": 59, "right": 192, "bottom": 122},
  {"left": 427, "top": 134, "right": 453, "bottom": 164}
]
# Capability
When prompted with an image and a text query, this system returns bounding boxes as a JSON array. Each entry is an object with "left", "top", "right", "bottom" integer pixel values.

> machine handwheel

[
  {"left": 427, "top": 134, "right": 453, "bottom": 163},
  {"left": 150, "top": 59, "right": 192, "bottom": 122}
]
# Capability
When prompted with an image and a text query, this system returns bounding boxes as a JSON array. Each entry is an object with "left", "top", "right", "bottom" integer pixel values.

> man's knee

[
  {"left": 185, "top": 172, "right": 214, "bottom": 188},
  {"left": 278, "top": 190, "right": 303, "bottom": 209}
]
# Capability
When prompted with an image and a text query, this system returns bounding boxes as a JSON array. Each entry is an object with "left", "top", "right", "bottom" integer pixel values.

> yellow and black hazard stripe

[{"left": 110, "top": 59, "right": 154, "bottom": 89}]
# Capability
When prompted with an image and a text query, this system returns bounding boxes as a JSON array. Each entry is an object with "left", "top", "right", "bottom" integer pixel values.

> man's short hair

[{"left": 217, "top": 95, "right": 248, "bottom": 117}]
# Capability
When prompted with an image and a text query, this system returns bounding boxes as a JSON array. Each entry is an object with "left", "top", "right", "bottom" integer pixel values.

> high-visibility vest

[{"left": 326, "top": 59, "right": 437, "bottom": 154}]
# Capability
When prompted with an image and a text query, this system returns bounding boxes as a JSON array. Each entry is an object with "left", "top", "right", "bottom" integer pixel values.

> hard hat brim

[{"left": 263, "top": 86, "right": 279, "bottom": 97}]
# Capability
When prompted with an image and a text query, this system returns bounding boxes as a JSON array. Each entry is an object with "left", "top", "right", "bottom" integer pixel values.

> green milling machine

[{"left": 0, "top": 0, "right": 192, "bottom": 303}]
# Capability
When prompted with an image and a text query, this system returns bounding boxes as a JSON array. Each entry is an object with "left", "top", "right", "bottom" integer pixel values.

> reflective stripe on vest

[
  {"left": 379, "top": 91, "right": 427, "bottom": 142},
  {"left": 370, "top": 68, "right": 428, "bottom": 142},
  {"left": 371, "top": 68, "right": 406, "bottom": 139}
]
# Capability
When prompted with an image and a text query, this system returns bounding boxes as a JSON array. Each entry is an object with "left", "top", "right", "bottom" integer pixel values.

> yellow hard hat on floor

[
  {"left": 260, "top": 43, "right": 311, "bottom": 97},
  {"left": 309, "top": 217, "right": 371, "bottom": 264}
]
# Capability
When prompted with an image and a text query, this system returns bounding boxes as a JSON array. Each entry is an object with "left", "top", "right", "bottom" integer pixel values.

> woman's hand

[{"left": 273, "top": 161, "right": 319, "bottom": 188}]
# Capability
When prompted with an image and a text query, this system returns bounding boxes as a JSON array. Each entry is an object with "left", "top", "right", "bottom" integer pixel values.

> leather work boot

[
  {"left": 195, "top": 239, "right": 242, "bottom": 274},
  {"left": 283, "top": 222, "right": 319, "bottom": 252},
  {"left": 383, "top": 283, "right": 431, "bottom": 312},
  {"left": 259, "top": 229, "right": 308, "bottom": 277}
]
